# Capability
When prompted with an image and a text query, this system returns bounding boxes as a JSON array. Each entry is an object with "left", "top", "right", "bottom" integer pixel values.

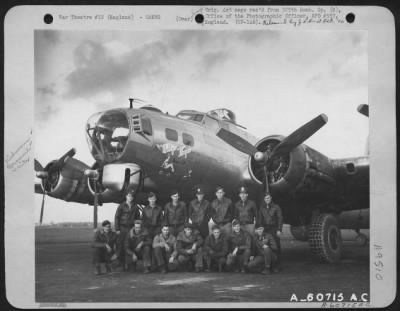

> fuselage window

[
  {"left": 165, "top": 128, "right": 178, "bottom": 141},
  {"left": 141, "top": 118, "right": 153, "bottom": 136},
  {"left": 194, "top": 114, "right": 204, "bottom": 122},
  {"left": 182, "top": 133, "right": 194, "bottom": 146}
]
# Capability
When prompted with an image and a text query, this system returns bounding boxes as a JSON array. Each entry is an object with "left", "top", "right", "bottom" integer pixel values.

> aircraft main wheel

[
  {"left": 355, "top": 233, "right": 368, "bottom": 246},
  {"left": 290, "top": 225, "right": 309, "bottom": 242},
  {"left": 308, "top": 213, "right": 342, "bottom": 264}
]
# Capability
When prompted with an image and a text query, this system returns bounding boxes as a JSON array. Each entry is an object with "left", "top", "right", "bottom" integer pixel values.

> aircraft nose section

[{"left": 85, "top": 110, "right": 130, "bottom": 163}]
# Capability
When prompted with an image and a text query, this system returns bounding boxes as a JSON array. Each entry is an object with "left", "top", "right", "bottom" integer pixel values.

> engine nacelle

[
  {"left": 87, "top": 163, "right": 142, "bottom": 203},
  {"left": 248, "top": 135, "right": 336, "bottom": 198},
  {"left": 41, "top": 157, "right": 93, "bottom": 203}
]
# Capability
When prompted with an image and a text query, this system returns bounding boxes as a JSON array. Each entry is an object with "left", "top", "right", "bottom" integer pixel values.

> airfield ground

[{"left": 35, "top": 225, "right": 369, "bottom": 304}]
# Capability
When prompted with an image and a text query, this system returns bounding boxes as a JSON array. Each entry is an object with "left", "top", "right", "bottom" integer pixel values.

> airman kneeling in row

[
  {"left": 248, "top": 223, "right": 279, "bottom": 274},
  {"left": 176, "top": 223, "right": 204, "bottom": 272},
  {"left": 124, "top": 220, "right": 152, "bottom": 273},
  {"left": 92, "top": 220, "right": 117, "bottom": 275}
]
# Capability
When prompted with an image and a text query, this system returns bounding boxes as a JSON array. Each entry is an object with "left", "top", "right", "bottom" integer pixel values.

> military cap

[
  {"left": 126, "top": 189, "right": 135, "bottom": 195},
  {"left": 134, "top": 220, "right": 142, "bottom": 225},
  {"left": 239, "top": 186, "right": 248, "bottom": 194},
  {"left": 184, "top": 222, "right": 193, "bottom": 229},
  {"left": 195, "top": 187, "right": 204, "bottom": 195},
  {"left": 148, "top": 192, "right": 156, "bottom": 198},
  {"left": 232, "top": 219, "right": 240, "bottom": 227},
  {"left": 215, "top": 186, "right": 224, "bottom": 192},
  {"left": 102, "top": 220, "right": 111, "bottom": 227},
  {"left": 211, "top": 224, "right": 221, "bottom": 231},
  {"left": 170, "top": 189, "right": 179, "bottom": 196},
  {"left": 255, "top": 223, "right": 264, "bottom": 230},
  {"left": 264, "top": 193, "right": 272, "bottom": 198}
]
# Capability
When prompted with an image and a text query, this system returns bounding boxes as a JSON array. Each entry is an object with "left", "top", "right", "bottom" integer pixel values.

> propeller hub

[
  {"left": 36, "top": 171, "right": 49, "bottom": 179},
  {"left": 84, "top": 169, "right": 99, "bottom": 180},
  {"left": 254, "top": 151, "right": 266, "bottom": 163}
]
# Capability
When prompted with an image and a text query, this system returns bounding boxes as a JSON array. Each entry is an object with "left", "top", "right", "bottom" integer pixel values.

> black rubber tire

[
  {"left": 308, "top": 214, "right": 342, "bottom": 264},
  {"left": 355, "top": 233, "right": 368, "bottom": 246},
  {"left": 290, "top": 225, "right": 309, "bottom": 242}
]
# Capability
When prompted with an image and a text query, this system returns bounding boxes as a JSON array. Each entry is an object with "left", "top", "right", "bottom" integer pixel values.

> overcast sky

[{"left": 34, "top": 29, "right": 368, "bottom": 223}]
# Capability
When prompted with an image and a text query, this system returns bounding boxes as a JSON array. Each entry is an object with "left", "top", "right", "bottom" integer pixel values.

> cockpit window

[
  {"left": 86, "top": 110, "right": 130, "bottom": 162},
  {"left": 193, "top": 114, "right": 204, "bottom": 122},
  {"left": 176, "top": 112, "right": 204, "bottom": 122},
  {"left": 141, "top": 118, "right": 153, "bottom": 136}
]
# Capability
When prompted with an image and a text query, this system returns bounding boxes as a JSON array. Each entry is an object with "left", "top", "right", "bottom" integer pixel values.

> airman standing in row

[
  {"left": 114, "top": 190, "right": 141, "bottom": 270},
  {"left": 188, "top": 187, "right": 211, "bottom": 240},
  {"left": 210, "top": 186, "right": 234, "bottom": 237},
  {"left": 257, "top": 193, "right": 283, "bottom": 264},
  {"left": 234, "top": 186, "right": 257, "bottom": 235},
  {"left": 164, "top": 190, "right": 188, "bottom": 237}
]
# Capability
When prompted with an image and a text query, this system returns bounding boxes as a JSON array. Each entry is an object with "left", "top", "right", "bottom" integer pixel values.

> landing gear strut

[{"left": 308, "top": 213, "right": 342, "bottom": 264}]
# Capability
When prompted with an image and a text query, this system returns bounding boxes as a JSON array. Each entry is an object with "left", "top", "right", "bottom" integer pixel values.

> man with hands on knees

[
  {"left": 124, "top": 220, "right": 152, "bottom": 273},
  {"left": 92, "top": 220, "right": 117, "bottom": 275},
  {"left": 203, "top": 225, "right": 228, "bottom": 272},
  {"left": 248, "top": 223, "right": 280, "bottom": 274},
  {"left": 152, "top": 223, "right": 179, "bottom": 273},
  {"left": 226, "top": 219, "right": 252, "bottom": 273},
  {"left": 176, "top": 222, "right": 204, "bottom": 272}
]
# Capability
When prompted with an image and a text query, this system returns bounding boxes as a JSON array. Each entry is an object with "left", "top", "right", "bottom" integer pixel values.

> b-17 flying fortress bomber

[{"left": 35, "top": 99, "right": 369, "bottom": 264}]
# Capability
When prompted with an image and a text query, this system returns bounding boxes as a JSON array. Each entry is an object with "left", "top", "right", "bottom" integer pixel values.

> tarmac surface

[{"left": 35, "top": 226, "right": 369, "bottom": 304}]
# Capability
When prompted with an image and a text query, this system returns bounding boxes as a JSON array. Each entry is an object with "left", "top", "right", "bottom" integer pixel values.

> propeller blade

[
  {"left": 216, "top": 128, "right": 258, "bottom": 156},
  {"left": 39, "top": 191, "right": 46, "bottom": 225},
  {"left": 34, "top": 159, "right": 44, "bottom": 172},
  {"left": 270, "top": 114, "right": 328, "bottom": 160},
  {"left": 55, "top": 148, "right": 76, "bottom": 169},
  {"left": 262, "top": 165, "right": 270, "bottom": 194},
  {"left": 357, "top": 104, "right": 369, "bottom": 117},
  {"left": 120, "top": 168, "right": 132, "bottom": 194},
  {"left": 93, "top": 182, "right": 99, "bottom": 229},
  {"left": 35, "top": 182, "right": 44, "bottom": 194},
  {"left": 93, "top": 196, "right": 98, "bottom": 229}
]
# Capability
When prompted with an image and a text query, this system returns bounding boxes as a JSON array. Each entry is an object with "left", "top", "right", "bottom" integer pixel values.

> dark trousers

[
  {"left": 145, "top": 226, "right": 161, "bottom": 239},
  {"left": 177, "top": 247, "right": 204, "bottom": 269},
  {"left": 192, "top": 222, "right": 210, "bottom": 240},
  {"left": 125, "top": 245, "right": 152, "bottom": 268},
  {"left": 265, "top": 227, "right": 282, "bottom": 263},
  {"left": 116, "top": 226, "right": 130, "bottom": 265},
  {"left": 93, "top": 248, "right": 114, "bottom": 265},
  {"left": 169, "top": 224, "right": 184, "bottom": 237},
  {"left": 248, "top": 248, "right": 278, "bottom": 271},
  {"left": 226, "top": 249, "right": 251, "bottom": 270},
  {"left": 153, "top": 247, "right": 178, "bottom": 271},
  {"left": 203, "top": 250, "right": 226, "bottom": 269}
]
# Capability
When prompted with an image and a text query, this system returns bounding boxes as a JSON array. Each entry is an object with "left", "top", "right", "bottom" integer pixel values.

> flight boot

[
  {"left": 261, "top": 266, "right": 271, "bottom": 275},
  {"left": 105, "top": 263, "right": 112, "bottom": 274},
  {"left": 143, "top": 266, "right": 151, "bottom": 274},
  {"left": 94, "top": 264, "right": 102, "bottom": 275},
  {"left": 128, "top": 263, "right": 136, "bottom": 273},
  {"left": 160, "top": 266, "right": 167, "bottom": 274}
]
